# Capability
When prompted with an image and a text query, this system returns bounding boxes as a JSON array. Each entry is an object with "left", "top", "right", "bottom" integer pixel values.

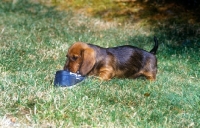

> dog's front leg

[{"left": 99, "top": 66, "right": 114, "bottom": 80}]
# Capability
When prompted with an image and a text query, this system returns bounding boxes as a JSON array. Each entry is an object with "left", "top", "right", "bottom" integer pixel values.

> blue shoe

[{"left": 54, "top": 70, "right": 85, "bottom": 87}]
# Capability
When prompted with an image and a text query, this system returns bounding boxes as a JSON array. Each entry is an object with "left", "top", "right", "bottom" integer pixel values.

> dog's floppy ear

[{"left": 80, "top": 47, "right": 95, "bottom": 75}]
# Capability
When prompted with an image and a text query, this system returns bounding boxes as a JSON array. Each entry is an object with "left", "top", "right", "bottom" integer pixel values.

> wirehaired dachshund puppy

[{"left": 64, "top": 37, "right": 158, "bottom": 81}]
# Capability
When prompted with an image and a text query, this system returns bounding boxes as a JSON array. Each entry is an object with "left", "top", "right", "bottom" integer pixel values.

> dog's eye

[{"left": 71, "top": 55, "right": 78, "bottom": 61}]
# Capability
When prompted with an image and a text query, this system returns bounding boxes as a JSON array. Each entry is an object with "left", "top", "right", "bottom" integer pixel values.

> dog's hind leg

[{"left": 142, "top": 71, "right": 156, "bottom": 81}]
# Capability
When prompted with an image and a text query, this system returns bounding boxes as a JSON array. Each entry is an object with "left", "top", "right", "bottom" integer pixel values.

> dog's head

[{"left": 64, "top": 42, "right": 96, "bottom": 76}]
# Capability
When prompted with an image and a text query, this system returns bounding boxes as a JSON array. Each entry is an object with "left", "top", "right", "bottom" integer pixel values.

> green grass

[{"left": 0, "top": 0, "right": 200, "bottom": 127}]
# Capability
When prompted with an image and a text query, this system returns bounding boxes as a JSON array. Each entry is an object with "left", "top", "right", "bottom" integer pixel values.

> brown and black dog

[{"left": 64, "top": 37, "right": 158, "bottom": 81}]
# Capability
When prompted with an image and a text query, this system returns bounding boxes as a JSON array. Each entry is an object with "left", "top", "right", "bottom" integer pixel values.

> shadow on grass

[
  {"left": 95, "top": 0, "right": 200, "bottom": 56},
  {"left": 93, "top": 0, "right": 200, "bottom": 23}
]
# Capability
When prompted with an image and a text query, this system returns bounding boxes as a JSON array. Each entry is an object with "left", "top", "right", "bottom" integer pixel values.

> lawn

[{"left": 0, "top": 0, "right": 199, "bottom": 127}]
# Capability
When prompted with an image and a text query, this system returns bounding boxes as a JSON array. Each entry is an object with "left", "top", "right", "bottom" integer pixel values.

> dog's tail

[{"left": 150, "top": 36, "right": 158, "bottom": 55}]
